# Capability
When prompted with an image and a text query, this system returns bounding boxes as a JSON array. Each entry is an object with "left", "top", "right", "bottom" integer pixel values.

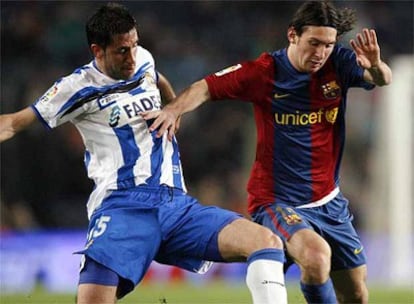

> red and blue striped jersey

[{"left": 205, "top": 45, "right": 374, "bottom": 214}]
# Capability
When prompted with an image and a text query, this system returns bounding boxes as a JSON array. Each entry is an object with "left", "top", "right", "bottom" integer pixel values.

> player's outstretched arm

[
  {"left": 141, "top": 79, "right": 211, "bottom": 141},
  {"left": 0, "top": 107, "right": 37, "bottom": 143},
  {"left": 350, "top": 28, "right": 392, "bottom": 86}
]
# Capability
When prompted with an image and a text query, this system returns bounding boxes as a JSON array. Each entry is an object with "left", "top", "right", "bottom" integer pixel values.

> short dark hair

[
  {"left": 289, "top": 1, "right": 356, "bottom": 37},
  {"left": 86, "top": 2, "right": 137, "bottom": 49}
]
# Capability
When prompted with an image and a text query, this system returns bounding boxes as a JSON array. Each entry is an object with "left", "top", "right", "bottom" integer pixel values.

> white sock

[{"left": 246, "top": 259, "right": 287, "bottom": 304}]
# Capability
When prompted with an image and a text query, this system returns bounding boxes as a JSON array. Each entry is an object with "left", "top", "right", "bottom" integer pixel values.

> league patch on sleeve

[
  {"left": 38, "top": 84, "right": 59, "bottom": 104},
  {"left": 214, "top": 64, "right": 242, "bottom": 76}
]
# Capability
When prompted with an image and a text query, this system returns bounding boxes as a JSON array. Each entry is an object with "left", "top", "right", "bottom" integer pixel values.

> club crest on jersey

[
  {"left": 215, "top": 64, "right": 242, "bottom": 76},
  {"left": 144, "top": 72, "right": 156, "bottom": 88},
  {"left": 321, "top": 81, "right": 341, "bottom": 99},
  {"left": 276, "top": 206, "right": 302, "bottom": 225}
]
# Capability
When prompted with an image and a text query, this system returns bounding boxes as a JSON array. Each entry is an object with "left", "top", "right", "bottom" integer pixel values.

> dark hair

[
  {"left": 289, "top": 1, "right": 356, "bottom": 37},
  {"left": 86, "top": 2, "right": 137, "bottom": 49}
]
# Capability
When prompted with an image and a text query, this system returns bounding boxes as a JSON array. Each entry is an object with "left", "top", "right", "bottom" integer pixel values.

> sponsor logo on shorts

[{"left": 354, "top": 246, "right": 364, "bottom": 255}]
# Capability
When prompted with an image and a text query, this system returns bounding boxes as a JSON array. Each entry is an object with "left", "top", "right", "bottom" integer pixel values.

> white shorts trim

[{"left": 296, "top": 187, "right": 339, "bottom": 209}]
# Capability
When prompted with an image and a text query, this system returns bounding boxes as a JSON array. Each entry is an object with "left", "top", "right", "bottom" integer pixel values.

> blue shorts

[
  {"left": 76, "top": 185, "right": 241, "bottom": 297},
  {"left": 251, "top": 192, "right": 366, "bottom": 271}
]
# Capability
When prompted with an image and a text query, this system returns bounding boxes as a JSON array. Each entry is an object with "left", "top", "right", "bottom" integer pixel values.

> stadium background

[{"left": 1, "top": 0, "right": 413, "bottom": 299}]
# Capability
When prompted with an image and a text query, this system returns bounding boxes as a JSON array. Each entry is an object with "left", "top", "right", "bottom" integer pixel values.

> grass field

[{"left": 1, "top": 281, "right": 413, "bottom": 304}]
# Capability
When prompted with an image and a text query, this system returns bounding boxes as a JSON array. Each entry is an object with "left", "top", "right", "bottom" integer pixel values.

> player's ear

[
  {"left": 90, "top": 44, "right": 104, "bottom": 59},
  {"left": 287, "top": 27, "right": 297, "bottom": 44}
]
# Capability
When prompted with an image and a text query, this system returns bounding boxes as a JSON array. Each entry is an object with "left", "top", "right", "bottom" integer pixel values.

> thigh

[
  {"left": 156, "top": 195, "right": 242, "bottom": 269},
  {"left": 217, "top": 218, "right": 283, "bottom": 262},
  {"left": 285, "top": 228, "right": 331, "bottom": 264},
  {"left": 252, "top": 203, "right": 337, "bottom": 272},
  {"left": 331, "top": 265, "right": 368, "bottom": 303}
]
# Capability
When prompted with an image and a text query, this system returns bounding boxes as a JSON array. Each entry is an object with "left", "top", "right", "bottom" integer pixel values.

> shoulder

[
  {"left": 137, "top": 46, "right": 155, "bottom": 63},
  {"left": 254, "top": 52, "right": 276, "bottom": 69},
  {"left": 331, "top": 44, "right": 356, "bottom": 62},
  {"left": 57, "top": 62, "right": 96, "bottom": 88}
]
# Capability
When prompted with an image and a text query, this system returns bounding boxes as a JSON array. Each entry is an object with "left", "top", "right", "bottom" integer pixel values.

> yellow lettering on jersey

[{"left": 275, "top": 108, "right": 337, "bottom": 125}]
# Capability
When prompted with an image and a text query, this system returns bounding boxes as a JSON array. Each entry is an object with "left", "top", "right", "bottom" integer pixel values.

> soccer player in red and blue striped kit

[{"left": 143, "top": 1, "right": 392, "bottom": 303}]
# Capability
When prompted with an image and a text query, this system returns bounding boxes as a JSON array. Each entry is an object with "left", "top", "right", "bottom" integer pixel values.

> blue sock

[{"left": 300, "top": 278, "right": 337, "bottom": 304}]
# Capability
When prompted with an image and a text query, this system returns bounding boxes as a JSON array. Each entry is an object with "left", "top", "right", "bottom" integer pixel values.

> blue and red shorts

[{"left": 251, "top": 192, "right": 366, "bottom": 271}]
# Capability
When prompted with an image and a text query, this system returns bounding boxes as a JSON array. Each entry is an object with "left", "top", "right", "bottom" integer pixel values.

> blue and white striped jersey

[{"left": 32, "top": 46, "right": 187, "bottom": 218}]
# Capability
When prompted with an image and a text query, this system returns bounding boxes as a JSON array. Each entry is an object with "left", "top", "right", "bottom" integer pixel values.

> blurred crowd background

[{"left": 1, "top": 1, "right": 413, "bottom": 231}]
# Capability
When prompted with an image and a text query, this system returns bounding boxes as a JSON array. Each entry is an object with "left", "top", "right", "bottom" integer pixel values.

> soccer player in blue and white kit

[
  {"left": 0, "top": 3, "right": 289, "bottom": 304},
  {"left": 142, "top": 1, "right": 392, "bottom": 304}
]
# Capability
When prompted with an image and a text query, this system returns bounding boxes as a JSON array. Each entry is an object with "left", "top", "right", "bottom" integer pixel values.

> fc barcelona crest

[
  {"left": 276, "top": 206, "right": 302, "bottom": 225},
  {"left": 321, "top": 81, "right": 341, "bottom": 99}
]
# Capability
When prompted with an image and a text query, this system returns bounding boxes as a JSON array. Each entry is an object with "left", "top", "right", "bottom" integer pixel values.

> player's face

[
  {"left": 98, "top": 28, "right": 139, "bottom": 80},
  {"left": 287, "top": 26, "right": 337, "bottom": 73}
]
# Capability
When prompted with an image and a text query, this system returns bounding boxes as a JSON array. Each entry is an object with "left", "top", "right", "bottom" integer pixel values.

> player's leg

[
  {"left": 252, "top": 204, "right": 337, "bottom": 303},
  {"left": 75, "top": 189, "right": 163, "bottom": 302},
  {"left": 77, "top": 284, "right": 117, "bottom": 304},
  {"left": 157, "top": 196, "right": 287, "bottom": 304},
  {"left": 77, "top": 256, "right": 119, "bottom": 304},
  {"left": 286, "top": 229, "right": 337, "bottom": 303},
  {"left": 286, "top": 229, "right": 332, "bottom": 284},
  {"left": 217, "top": 218, "right": 283, "bottom": 260},
  {"left": 331, "top": 265, "right": 368, "bottom": 304},
  {"left": 217, "top": 218, "right": 288, "bottom": 304},
  {"left": 318, "top": 193, "right": 368, "bottom": 304}
]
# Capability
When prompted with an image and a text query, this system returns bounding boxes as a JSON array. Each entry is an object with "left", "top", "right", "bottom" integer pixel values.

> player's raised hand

[
  {"left": 141, "top": 106, "right": 180, "bottom": 141},
  {"left": 350, "top": 28, "right": 381, "bottom": 69}
]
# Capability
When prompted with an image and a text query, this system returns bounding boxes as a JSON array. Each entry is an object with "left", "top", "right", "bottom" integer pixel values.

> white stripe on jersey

[{"left": 33, "top": 46, "right": 187, "bottom": 218}]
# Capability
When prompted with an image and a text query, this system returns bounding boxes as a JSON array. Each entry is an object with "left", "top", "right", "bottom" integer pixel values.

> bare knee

[
  {"left": 300, "top": 246, "right": 331, "bottom": 282},
  {"left": 256, "top": 225, "right": 284, "bottom": 250},
  {"left": 287, "top": 230, "right": 332, "bottom": 284},
  {"left": 218, "top": 219, "right": 283, "bottom": 261}
]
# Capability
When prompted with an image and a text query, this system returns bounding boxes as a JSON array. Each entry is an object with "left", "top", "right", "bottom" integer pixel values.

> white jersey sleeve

[{"left": 32, "top": 46, "right": 187, "bottom": 218}]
